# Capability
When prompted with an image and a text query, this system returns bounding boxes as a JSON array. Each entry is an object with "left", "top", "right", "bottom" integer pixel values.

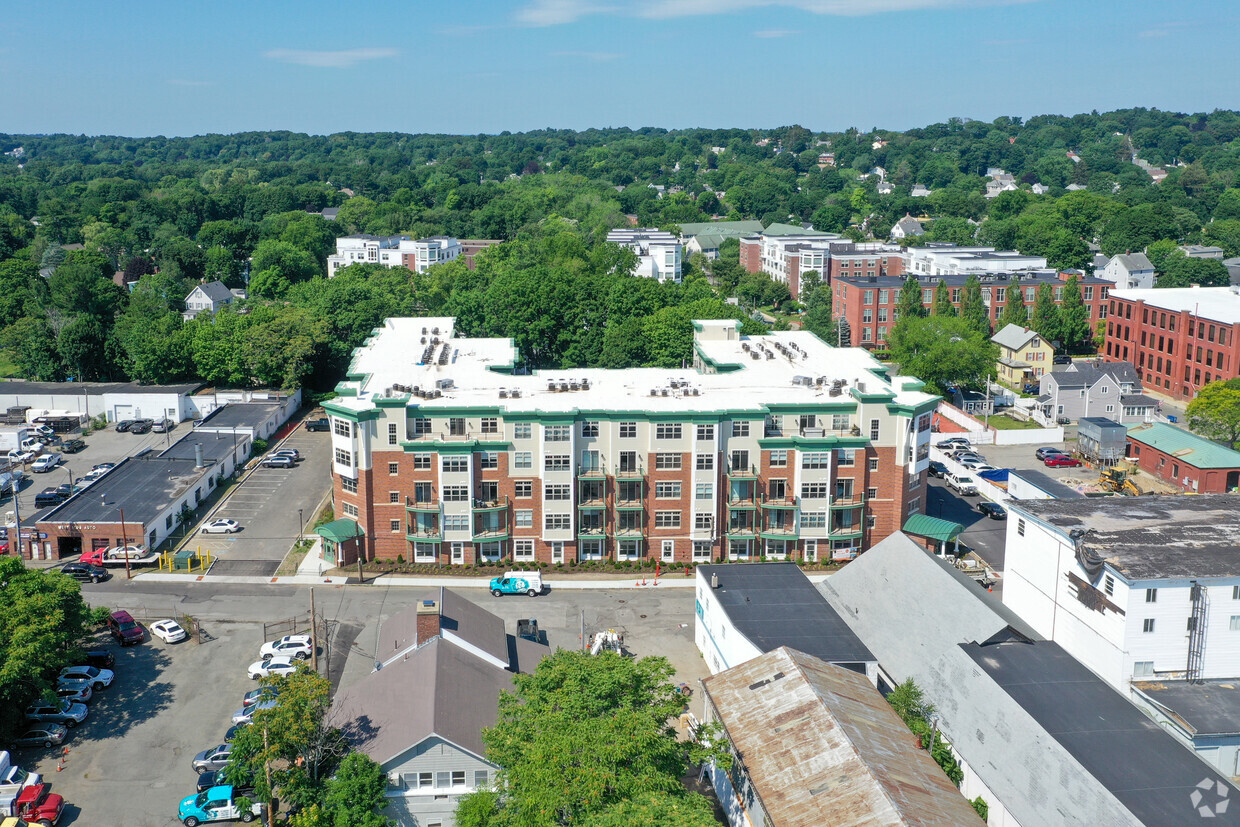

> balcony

[
  {"left": 577, "top": 462, "right": 607, "bottom": 480},
  {"left": 761, "top": 525, "right": 799, "bottom": 540},
  {"left": 614, "top": 464, "right": 646, "bottom": 480},
  {"left": 726, "top": 522, "right": 758, "bottom": 538},
  {"left": 472, "top": 495, "right": 510, "bottom": 513},
  {"left": 830, "top": 494, "right": 866, "bottom": 509},
  {"left": 726, "top": 463, "right": 758, "bottom": 480},
  {"left": 613, "top": 523, "right": 646, "bottom": 538},
  {"left": 761, "top": 495, "right": 799, "bottom": 510},
  {"left": 405, "top": 495, "right": 440, "bottom": 512},
  {"left": 829, "top": 525, "right": 864, "bottom": 540},
  {"left": 472, "top": 525, "right": 510, "bottom": 542},
  {"left": 578, "top": 521, "right": 607, "bottom": 540},
  {"left": 406, "top": 525, "right": 443, "bottom": 541}
]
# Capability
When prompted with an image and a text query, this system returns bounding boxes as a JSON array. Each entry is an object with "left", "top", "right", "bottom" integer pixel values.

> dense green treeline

[{"left": 1, "top": 108, "right": 1239, "bottom": 389}]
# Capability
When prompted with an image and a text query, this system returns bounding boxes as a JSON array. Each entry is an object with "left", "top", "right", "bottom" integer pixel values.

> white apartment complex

[
  {"left": 328, "top": 235, "right": 462, "bottom": 277},
  {"left": 1004, "top": 495, "right": 1240, "bottom": 690},
  {"left": 605, "top": 228, "right": 683, "bottom": 283},
  {"left": 903, "top": 244, "right": 1049, "bottom": 276}
]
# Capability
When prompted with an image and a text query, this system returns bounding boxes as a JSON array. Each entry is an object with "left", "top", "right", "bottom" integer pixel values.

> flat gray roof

[
  {"left": 159, "top": 430, "right": 245, "bottom": 464},
  {"left": 196, "top": 402, "right": 283, "bottom": 429},
  {"left": 0, "top": 380, "right": 201, "bottom": 397},
  {"left": 1009, "top": 494, "right": 1240, "bottom": 580},
  {"left": 1008, "top": 469, "right": 1084, "bottom": 500},
  {"left": 38, "top": 453, "right": 212, "bottom": 528},
  {"left": 1133, "top": 679, "right": 1240, "bottom": 737}
]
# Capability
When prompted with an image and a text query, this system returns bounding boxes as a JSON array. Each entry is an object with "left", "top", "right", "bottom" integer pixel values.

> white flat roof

[
  {"left": 1111, "top": 286, "right": 1240, "bottom": 325},
  {"left": 331, "top": 317, "right": 935, "bottom": 415}
]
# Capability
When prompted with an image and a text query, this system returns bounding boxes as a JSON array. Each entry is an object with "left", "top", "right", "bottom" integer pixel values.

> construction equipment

[
  {"left": 588, "top": 629, "right": 628, "bottom": 656},
  {"left": 1099, "top": 467, "right": 1141, "bottom": 496}
]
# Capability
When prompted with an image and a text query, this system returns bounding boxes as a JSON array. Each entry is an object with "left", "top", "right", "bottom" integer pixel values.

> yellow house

[{"left": 991, "top": 323, "right": 1053, "bottom": 388}]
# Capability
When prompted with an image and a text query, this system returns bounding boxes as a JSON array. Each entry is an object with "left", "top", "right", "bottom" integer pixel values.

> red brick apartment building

[
  {"left": 1103, "top": 286, "right": 1240, "bottom": 399},
  {"left": 739, "top": 235, "right": 903, "bottom": 296},
  {"left": 832, "top": 271, "right": 1110, "bottom": 350},
  {"left": 323, "top": 317, "right": 938, "bottom": 567}
]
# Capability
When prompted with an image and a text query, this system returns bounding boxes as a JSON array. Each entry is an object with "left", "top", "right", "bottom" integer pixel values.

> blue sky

[{"left": 2, "top": 0, "right": 1237, "bottom": 137}]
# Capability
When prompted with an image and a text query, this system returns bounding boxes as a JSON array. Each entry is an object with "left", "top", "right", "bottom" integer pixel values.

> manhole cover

[
  {"left": 618, "top": 599, "right": 626, "bottom": 604},
  {"left": 639, "top": 614, "right": 647, "bottom": 618}
]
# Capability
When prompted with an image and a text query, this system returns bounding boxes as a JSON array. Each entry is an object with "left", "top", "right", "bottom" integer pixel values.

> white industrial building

[
  {"left": 0, "top": 381, "right": 299, "bottom": 428},
  {"left": 1003, "top": 495, "right": 1240, "bottom": 689},
  {"left": 903, "top": 244, "right": 1048, "bottom": 277}
]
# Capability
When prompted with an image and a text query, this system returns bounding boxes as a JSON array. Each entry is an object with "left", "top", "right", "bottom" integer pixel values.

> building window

[
  {"left": 619, "top": 422, "right": 637, "bottom": 438},
  {"left": 1104, "top": 575, "right": 1115, "bottom": 595},
  {"left": 545, "top": 455, "right": 570, "bottom": 471},
  {"left": 802, "top": 452, "right": 830, "bottom": 469},
  {"left": 581, "top": 420, "right": 599, "bottom": 437},
  {"left": 443, "top": 486, "right": 469, "bottom": 502},
  {"left": 341, "top": 502, "right": 359, "bottom": 518},
  {"left": 868, "top": 458, "right": 879, "bottom": 472},
  {"left": 514, "top": 451, "right": 532, "bottom": 470},
  {"left": 513, "top": 423, "right": 532, "bottom": 439},
  {"left": 514, "top": 480, "right": 533, "bottom": 498},
  {"left": 544, "top": 484, "right": 571, "bottom": 501},
  {"left": 515, "top": 510, "right": 533, "bottom": 528},
  {"left": 731, "top": 421, "right": 750, "bottom": 437},
  {"left": 693, "top": 541, "right": 712, "bottom": 561},
  {"left": 869, "top": 419, "right": 880, "bottom": 440},
  {"left": 837, "top": 449, "right": 855, "bottom": 467},
  {"left": 867, "top": 487, "right": 878, "bottom": 500},
  {"left": 333, "top": 419, "right": 351, "bottom": 438},
  {"left": 480, "top": 417, "right": 498, "bottom": 434},
  {"left": 1230, "top": 616, "right": 1240, "bottom": 632},
  {"left": 655, "top": 453, "right": 682, "bottom": 470},
  {"left": 418, "top": 772, "right": 433, "bottom": 789},
  {"left": 801, "top": 483, "right": 828, "bottom": 499},
  {"left": 341, "top": 476, "right": 358, "bottom": 494},
  {"left": 695, "top": 483, "right": 713, "bottom": 500},
  {"left": 444, "top": 514, "right": 469, "bottom": 531},
  {"left": 334, "top": 448, "right": 353, "bottom": 466},
  {"left": 1233, "top": 585, "right": 1240, "bottom": 600},
  {"left": 389, "top": 491, "right": 400, "bottom": 504},
  {"left": 655, "top": 482, "right": 682, "bottom": 498},
  {"left": 389, "top": 462, "right": 400, "bottom": 475},
  {"left": 695, "top": 453, "right": 714, "bottom": 470},
  {"left": 413, "top": 453, "right": 431, "bottom": 470},
  {"left": 1145, "top": 588, "right": 1157, "bottom": 603},
  {"left": 474, "top": 771, "right": 488, "bottom": 788},
  {"left": 655, "top": 511, "right": 681, "bottom": 528},
  {"left": 769, "top": 450, "right": 787, "bottom": 467},
  {"left": 545, "top": 425, "right": 570, "bottom": 442},
  {"left": 661, "top": 539, "right": 675, "bottom": 561},
  {"left": 696, "top": 424, "right": 715, "bottom": 441},
  {"left": 1017, "top": 518, "right": 1025, "bottom": 536},
  {"left": 801, "top": 512, "right": 827, "bottom": 528},
  {"left": 1132, "top": 661, "right": 1154, "bottom": 678},
  {"left": 695, "top": 513, "right": 713, "bottom": 530},
  {"left": 443, "top": 456, "right": 468, "bottom": 473},
  {"left": 390, "top": 519, "right": 401, "bottom": 532},
  {"left": 656, "top": 423, "right": 683, "bottom": 440},
  {"left": 479, "top": 452, "right": 498, "bottom": 470},
  {"left": 545, "top": 514, "right": 571, "bottom": 530},
  {"left": 452, "top": 771, "right": 466, "bottom": 786},
  {"left": 1142, "top": 618, "right": 1155, "bottom": 633},
  {"left": 388, "top": 423, "right": 398, "bottom": 445},
  {"left": 514, "top": 540, "right": 535, "bottom": 560}
]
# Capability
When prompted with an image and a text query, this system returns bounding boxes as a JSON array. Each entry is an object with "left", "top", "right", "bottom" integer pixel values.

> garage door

[{"left": 113, "top": 404, "right": 133, "bottom": 422}]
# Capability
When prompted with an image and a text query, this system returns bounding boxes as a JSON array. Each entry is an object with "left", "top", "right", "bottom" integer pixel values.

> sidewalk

[{"left": 134, "top": 569, "right": 834, "bottom": 589}]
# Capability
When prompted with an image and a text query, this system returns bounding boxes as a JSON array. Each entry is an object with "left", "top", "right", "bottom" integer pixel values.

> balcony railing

[
  {"left": 614, "top": 464, "right": 646, "bottom": 479},
  {"left": 830, "top": 494, "right": 866, "bottom": 508},
  {"left": 577, "top": 522, "right": 607, "bottom": 539},
  {"left": 472, "top": 495, "right": 509, "bottom": 512},
  {"left": 406, "top": 525, "right": 442, "bottom": 540},
  {"left": 761, "top": 525, "right": 799, "bottom": 539},
  {"left": 761, "top": 494, "right": 799, "bottom": 509},
  {"left": 577, "top": 462, "right": 607, "bottom": 479},
  {"left": 727, "top": 491, "right": 758, "bottom": 507},
  {"left": 829, "top": 525, "right": 864, "bottom": 539},
  {"left": 406, "top": 496, "right": 440, "bottom": 511},
  {"left": 472, "top": 525, "right": 510, "bottom": 541},
  {"left": 613, "top": 524, "right": 646, "bottom": 538},
  {"left": 726, "top": 463, "right": 759, "bottom": 479},
  {"left": 763, "top": 424, "right": 858, "bottom": 438}
]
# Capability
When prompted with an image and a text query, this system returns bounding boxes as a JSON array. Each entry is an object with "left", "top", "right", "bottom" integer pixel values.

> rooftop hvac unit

[
  {"left": 765, "top": 351, "right": 774, "bottom": 360},
  {"left": 569, "top": 380, "right": 580, "bottom": 390},
  {"left": 581, "top": 378, "right": 590, "bottom": 390},
  {"left": 499, "top": 389, "right": 509, "bottom": 398},
  {"left": 742, "top": 343, "right": 750, "bottom": 352},
  {"left": 650, "top": 388, "right": 659, "bottom": 396},
  {"left": 420, "top": 337, "right": 427, "bottom": 345},
  {"left": 436, "top": 378, "right": 454, "bottom": 389},
  {"left": 751, "top": 352, "right": 761, "bottom": 360},
  {"left": 511, "top": 389, "right": 521, "bottom": 398},
  {"left": 690, "top": 388, "right": 700, "bottom": 396},
  {"left": 661, "top": 388, "right": 669, "bottom": 396},
  {"left": 815, "top": 377, "right": 825, "bottom": 386},
  {"left": 432, "top": 327, "right": 440, "bottom": 335},
  {"left": 801, "top": 352, "right": 807, "bottom": 359},
  {"left": 560, "top": 382, "right": 569, "bottom": 392},
  {"left": 412, "top": 386, "right": 420, "bottom": 395},
  {"left": 828, "top": 387, "right": 842, "bottom": 397},
  {"left": 855, "top": 381, "right": 866, "bottom": 392},
  {"left": 422, "top": 327, "right": 428, "bottom": 334}
]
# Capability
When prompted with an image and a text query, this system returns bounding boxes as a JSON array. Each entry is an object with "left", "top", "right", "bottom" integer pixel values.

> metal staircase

[{"left": 1187, "top": 581, "right": 1209, "bottom": 682}]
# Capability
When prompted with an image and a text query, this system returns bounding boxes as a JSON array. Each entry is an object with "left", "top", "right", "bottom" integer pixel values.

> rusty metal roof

[{"left": 702, "top": 647, "right": 982, "bottom": 827}]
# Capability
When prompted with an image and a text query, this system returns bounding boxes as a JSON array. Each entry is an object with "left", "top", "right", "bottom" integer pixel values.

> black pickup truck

[{"left": 304, "top": 417, "right": 330, "bottom": 432}]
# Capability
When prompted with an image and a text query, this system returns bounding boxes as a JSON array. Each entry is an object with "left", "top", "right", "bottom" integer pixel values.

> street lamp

[{"left": 297, "top": 508, "right": 303, "bottom": 544}]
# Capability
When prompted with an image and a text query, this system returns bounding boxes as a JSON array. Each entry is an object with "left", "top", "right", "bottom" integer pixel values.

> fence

[
  {"left": 111, "top": 606, "right": 206, "bottom": 644},
  {"left": 934, "top": 402, "right": 993, "bottom": 445}
]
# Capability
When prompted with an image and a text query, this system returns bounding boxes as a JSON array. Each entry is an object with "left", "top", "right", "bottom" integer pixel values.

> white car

[
  {"left": 150, "top": 619, "right": 188, "bottom": 643},
  {"left": 248, "top": 656, "right": 298, "bottom": 681},
  {"left": 30, "top": 453, "right": 59, "bottom": 473},
  {"left": 59, "top": 665, "right": 114, "bottom": 690},
  {"left": 231, "top": 699, "right": 277, "bottom": 724},
  {"left": 260, "top": 635, "right": 313, "bottom": 661},
  {"left": 202, "top": 518, "right": 241, "bottom": 534}
]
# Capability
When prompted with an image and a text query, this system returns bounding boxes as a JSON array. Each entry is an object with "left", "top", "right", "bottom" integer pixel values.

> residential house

[
  {"left": 1181, "top": 244, "right": 1226, "bottom": 260},
  {"left": 952, "top": 389, "right": 993, "bottom": 417},
  {"left": 1030, "top": 183, "right": 1050, "bottom": 195},
  {"left": 1099, "top": 253, "right": 1155, "bottom": 290},
  {"left": 331, "top": 590, "right": 549, "bottom": 827},
  {"left": 991, "top": 324, "right": 1053, "bottom": 388},
  {"left": 679, "top": 220, "right": 765, "bottom": 259},
  {"left": 1125, "top": 422, "right": 1240, "bottom": 492},
  {"left": 876, "top": 181, "right": 894, "bottom": 195},
  {"left": 821, "top": 531, "right": 1240, "bottom": 827},
  {"left": 183, "top": 281, "right": 237, "bottom": 320},
  {"left": 909, "top": 184, "right": 932, "bottom": 197},
  {"left": 701, "top": 647, "right": 982, "bottom": 827},
  {"left": 889, "top": 215, "right": 925, "bottom": 240},
  {"left": 1004, "top": 495, "right": 1240, "bottom": 691},
  {"left": 694, "top": 563, "right": 876, "bottom": 679},
  {"left": 605, "top": 228, "right": 682, "bottom": 283},
  {"left": 1035, "top": 361, "right": 1153, "bottom": 424}
]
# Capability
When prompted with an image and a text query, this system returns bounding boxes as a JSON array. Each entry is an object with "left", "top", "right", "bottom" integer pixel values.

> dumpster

[
  {"left": 172, "top": 549, "right": 200, "bottom": 571},
  {"left": 1167, "top": 415, "right": 1178, "bottom": 423}
]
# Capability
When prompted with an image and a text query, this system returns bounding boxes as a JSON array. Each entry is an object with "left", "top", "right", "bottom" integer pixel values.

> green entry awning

[
  {"left": 315, "top": 518, "right": 363, "bottom": 544},
  {"left": 902, "top": 514, "right": 964, "bottom": 544}
]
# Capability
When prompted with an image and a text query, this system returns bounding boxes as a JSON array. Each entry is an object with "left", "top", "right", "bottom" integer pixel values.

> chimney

[
  {"left": 194, "top": 443, "right": 204, "bottom": 469},
  {"left": 711, "top": 573, "right": 720, "bottom": 589},
  {"left": 416, "top": 598, "right": 441, "bottom": 643}
]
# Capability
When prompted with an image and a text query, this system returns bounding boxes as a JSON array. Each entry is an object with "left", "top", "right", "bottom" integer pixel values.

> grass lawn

[
  {"left": 0, "top": 350, "right": 19, "bottom": 378},
  {"left": 988, "top": 415, "right": 1043, "bottom": 430}
]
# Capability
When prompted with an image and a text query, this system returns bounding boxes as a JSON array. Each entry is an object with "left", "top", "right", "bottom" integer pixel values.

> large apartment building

[
  {"left": 323, "top": 317, "right": 937, "bottom": 567},
  {"left": 833, "top": 271, "right": 1110, "bottom": 349},
  {"left": 903, "top": 243, "right": 1048, "bottom": 276},
  {"left": 605, "top": 228, "right": 683, "bottom": 283},
  {"left": 1104, "top": 285, "right": 1240, "bottom": 398},
  {"left": 328, "top": 235, "right": 501, "bottom": 277}
]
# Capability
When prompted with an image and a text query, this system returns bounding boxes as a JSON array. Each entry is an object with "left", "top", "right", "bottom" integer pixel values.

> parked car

[
  {"left": 59, "top": 665, "right": 114, "bottom": 690},
  {"left": 935, "top": 437, "right": 971, "bottom": 450},
  {"left": 271, "top": 448, "right": 300, "bottom": 461},
  {"left": 53, "top": 483, "right": 81, "bottom": 500},
  {"left": 248, "top": 656, "right": 298, "bottom": 680},
  {"left": 223, "top": 723, "right": 247, "bottom": 742},
  {"left": 30, "top": 453, "right": 59, "bottom": 473},
  {"left": 259, "top": 455, "right": 295, "bottom": 469},
  {"left": 25, "top": 699, "right": 88, "bottom": 728},
  {"left": 928, "top": 461, "right": 949, "bottom": 479},
  {"left": 56, "top": 683, "right": 93, "bottom": 704},
  {"left": 260, "top": 635, "right": 312, "bottom": 661},
  {"left": 34, "top": 487, "right": 64, "bottom": 508},
  {"left": 958, "top": 457, "right": 989, "bottom": 470},
  {"left": 13, "top": 725, "right": 67, "bottom": 749},
  {"left": 114, "top": 420, "right": 136, "bottom": 432},
  {"left": 151, "top": 619, "right": 188, "bottom": 644},
  {"left": 8, "top": 450, "right": 36, "bottom": 465},
  {"left": 129, "top": 419, "right": 154, "bottom": 434},
  {"left": 1044, "top": 454, "right": 1082, "bottom": 468},
  {"left": 950, "top": 452, "right": 984, "bottom": 465},
  {"left": 61, "top": 438, "right": 86, "bottom": 453},
  {"left": 151, "top": 418, "right": 173, "bottom": 433},
  {"left": 83, "top": 649, "right": 115, "bottom": 669},
  {"left": 61, "top": 562, "right": 109, "bottom": 583},
  {"left": 108, "top": 610, "right": 145, "bottom": 646},
  {"left": 190, "top": 743, "right": 233, "bottom": 773},
  {"left": 242, "top": 687, "right": 279, "bottom": 709},
  {"left": 1034, "top": 447, "right": 1067, "bottom": 461},
  {"left": 196, "top": 770, "right": 224, "bottom": 793},
  {"left": 231, "top": 699, "right": 277, "bottom": 724},
  {"left": 92, "top": 462, "right": 117, "bottom": 472},
  {"left": 970, "top": 464, "right": 999, "bottom": 475},
  {"left": 946, "top": 474, "right": 978, "bottom": 496},
  {"left": 1053, "top": 354, "right": 1073, "bottom": 365},
  {"left": 304, "top": 418, "right": 329, "bottom": 432},
  {"left": 978, "top": 502, "right": 1007, "bottom": 520},
  {"left": 490, "top": 571, "right": 545, "bottom": 597},
  {"left": 201, "top": 519, "right": 241, "bottom": 534},
  {"left": 179, "top": 784, "right": 264, "bottom": 826}
]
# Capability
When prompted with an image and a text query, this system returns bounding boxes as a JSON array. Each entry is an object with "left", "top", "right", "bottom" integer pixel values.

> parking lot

[{"left": 192, "top": 425, "right": 331, "bottom": 577}]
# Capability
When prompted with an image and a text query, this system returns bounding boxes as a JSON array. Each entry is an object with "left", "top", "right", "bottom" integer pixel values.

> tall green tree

[
  {"left": 930, "top": 280, "right": 955, "bottom": 316},
  {"left": 997, "top": 282, "right": 1028, "bottom": 329},
  {"left": 1029, "top": 282, "right": 1060, "bottom": 344},
  {"left": 896, "top": 275, "right": 927, "bottom": 321},
  {"left": 1056, "top": 273, "right": 1092, "bottom": 352},
  {"left": 888, "top": 314, "right": 997, "bottom": 395},
  {"left": 802, "top": 283, "right": 833, "bottom": 343},
  {"left": 1158, "top": 257, "right": 1230, "bottom": 288},
  {"left": 958, "top": 275, "right": 991, "bottom": 337},
  {"left": 1186, "top": 379, "right": 1240, "bottom": 449}
]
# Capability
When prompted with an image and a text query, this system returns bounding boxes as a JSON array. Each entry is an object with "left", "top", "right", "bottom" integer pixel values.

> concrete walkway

[{"left": 134, "top": 569, "right": 833, "bottom": 589}]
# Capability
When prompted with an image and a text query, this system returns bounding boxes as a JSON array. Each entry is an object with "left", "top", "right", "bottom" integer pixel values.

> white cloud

[
  {"left": 552, "top": 50, "right": 624, "bottom": 61},
  {"left": 264, "top": 47, "right": 399, "bottom": 68},
  {"left": 518, "top": 0, "right": 1036, "bottom": 25},
  {"left": 755, "top": 28, "right": 797, "bottom": 37}
]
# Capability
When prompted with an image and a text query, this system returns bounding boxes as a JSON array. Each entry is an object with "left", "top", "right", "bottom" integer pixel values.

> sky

[{"left": 2, "top": 0, "right": 1238, "bottom": 137}]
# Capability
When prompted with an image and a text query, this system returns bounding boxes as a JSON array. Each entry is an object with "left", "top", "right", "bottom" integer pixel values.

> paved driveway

[{"left": 194, "top": 426, "right": 331, "bottom": 577}]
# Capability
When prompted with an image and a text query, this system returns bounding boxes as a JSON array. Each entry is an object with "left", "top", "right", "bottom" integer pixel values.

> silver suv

[{"left": 26, "top": 699, "right": 88, "bottom": 728}]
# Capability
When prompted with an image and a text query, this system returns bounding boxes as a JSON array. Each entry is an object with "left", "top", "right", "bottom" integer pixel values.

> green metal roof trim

[
  {"left": 901, "top": 514, "right": 964, "bottom": 543},
  {"left": 765, "top": 402, "right": 857, "bottom": 414},
  {"left": 692, "top": 342, "right": 743, "bottom": 373},
  {"left": 887, "top": 399, "right": 940, "bottom": 417},
  {"left": 1126, "top": 422, "right": 1240, "bottom": 469},
  {"left": 758, "top": 435, "right": 871, "bottom": 450},
  {"left": 375, "top": 396, "right": 410, "bottom": 407},
  {"left": 315, "top": 518, "right": 363, "bottom": 543},
  {"left": 321, "top": 401, "right": 380, "bottom": 422},
  {"left": 851, "top": 388, "right": 896, "bottom": 402},
  {"left": 400, "top": 440, "right": 513, "bottom": 454}
]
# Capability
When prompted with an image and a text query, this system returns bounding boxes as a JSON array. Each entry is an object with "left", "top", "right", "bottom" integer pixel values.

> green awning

[
  {"left": 316, "top": 518, "right": 363, "bottom": 544},
  {"left": 902, "top": 514, "right": 964, "bottom": 543}
]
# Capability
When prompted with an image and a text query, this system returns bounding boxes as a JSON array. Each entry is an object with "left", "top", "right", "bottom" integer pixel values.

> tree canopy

[
  {"left": 1186, "top": 379, "right": 1240, "bottom": 449},
  {"left": 889, "top": 314, "right": 998, "bottom": 395}
]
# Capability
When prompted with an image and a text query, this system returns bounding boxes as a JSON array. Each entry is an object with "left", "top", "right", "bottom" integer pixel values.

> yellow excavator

[{"left": 1099, "top": 467, "right": 1141, "bottom": 496}]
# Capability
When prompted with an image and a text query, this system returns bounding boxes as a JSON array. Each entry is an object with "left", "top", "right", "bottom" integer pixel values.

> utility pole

[
  {"left": 120, "top": 507, "right": 131, "bottom": 580},
  {"left": 355, "top": 520, "right": 364, "bottom": 584},
  {"left": 263, "top": 727, "right": 274, "bottom": 827},
  {"left": 309, "top": 588, "right": 319, "bottom": 674}
]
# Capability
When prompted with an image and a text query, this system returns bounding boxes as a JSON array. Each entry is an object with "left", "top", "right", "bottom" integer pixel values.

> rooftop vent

[
  {"left": 661, "top": 388, "right": 669, "bottom": 397},
  {"left": 510, "top": 389, "right": 521, "bottom": 398},
  {"left": 498, "top": 389, "right": 508, "bottom": 398},
  {"left": 650, "top": 388, "right": 659, "bottom": 396},
  {"left": 580, "top": 378, "right": 590, "bottom": 390}
]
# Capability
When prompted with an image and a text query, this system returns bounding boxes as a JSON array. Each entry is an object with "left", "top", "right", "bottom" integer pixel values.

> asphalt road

[{"left": 926, "top": 477, "right": 1008, "bottom": 570}]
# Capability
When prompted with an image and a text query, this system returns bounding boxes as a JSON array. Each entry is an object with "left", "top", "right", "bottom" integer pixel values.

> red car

[{"left": 1044, "top": 455, "right": 1082, "bottom": 467}]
